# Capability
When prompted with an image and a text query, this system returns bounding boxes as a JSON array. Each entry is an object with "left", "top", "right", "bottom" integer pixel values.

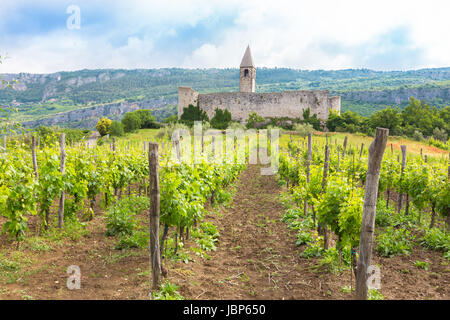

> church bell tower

[{"left": 239, "top": 45, "right": 255, "bottom": 93}]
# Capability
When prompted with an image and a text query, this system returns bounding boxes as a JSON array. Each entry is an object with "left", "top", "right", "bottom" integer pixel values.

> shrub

[
  {"left": 227, "top": 122, "right": 246, "bottom": 130},
  {"left": 414, "top": 260, "right": 430, "bottom": 270},
  {"left": 300, "top": 236, "right": 324, "bottom": 258},
  {"left": 376, "top": 226, "right": 415, "bottom": 257},
  {"left": 412, "top": 130, "right": 424, "bottom": 141},
  {"left": 180, "top": 103, "right": 209, "bottom": 127},
  {"left": 121, "top": 112, "right": 141, "bottom": 133},
  {"left": 152, "top": 281, "right": 184, "bottom": 300},
  {"left": 246, "top": 112, "right": 265, "bottom": 129},
  {"left": 210, "top": 108, "right": 232, "bottom": 130},
  {"left": 375, "top": 199, "right": 394, "bottom": 227},
  {"left": 294, "top": 123, "right": 313, "bottom": 137},
  {"left": 420, "top": 228, "right": 450, "bottom": 252},
  {"left": 433, "top": 127, "right": 448, "bottom": 142},
  {"left": 95, "top": 117, "right": 112, "bottom": 136},
  {"left": 109, "top": 121, "right": 124, "bottom": 137},
  {"left": 105, "top": 196, "right": 148, "bottom": 236},
  {"left": 114, "top": 231, "right": 148, "bottom": 249}
]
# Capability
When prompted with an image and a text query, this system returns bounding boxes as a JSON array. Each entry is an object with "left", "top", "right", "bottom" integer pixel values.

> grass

[{"left": 280, "top": 131, "right": 448, "bottom": 159}]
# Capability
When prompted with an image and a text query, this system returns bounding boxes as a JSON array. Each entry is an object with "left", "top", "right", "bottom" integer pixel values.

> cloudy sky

[{"left": 1, "top": 0, "right": 449, "bottom": 73}]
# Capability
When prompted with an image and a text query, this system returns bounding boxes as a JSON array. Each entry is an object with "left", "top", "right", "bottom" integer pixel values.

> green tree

[
  {"left": 121, "top": 112, "right": 142, "bottom": 133},
  {"left": 246, "top": 112, "right": 265, "bottom": 129},
  {"left": 96, "top": 117, "right": 112, "bottom": 136},
  {"left": 133, "top": 109, "right": 157, "bottom": 128},
  {"left": 326, "top": 110, "right": 344, "bottom": 131},
  {"left": 164, "top": 114, "right": 178, "bottom": 124},
  {"left": 180, "top": 103, "right": 209, "bottom": 127},
  {"left": 302, "top": 107, "right": 321, "bottom": 130},
  {"left": 369, "top": 106, "right": 402, "bottom": 135},
  {"left": 110, "top": 120, "right": 125, "bottom": 137},
  {"left": 402, "top": 97, "right": 440, "bottom": 137},
  {"left": 210, "top": 108, "right": 232, "bottom": 130}
]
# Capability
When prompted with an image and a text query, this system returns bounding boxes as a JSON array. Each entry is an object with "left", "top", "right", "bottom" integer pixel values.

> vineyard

[{"left": 0, "top": 128, "right": 449, "bottom": 300}]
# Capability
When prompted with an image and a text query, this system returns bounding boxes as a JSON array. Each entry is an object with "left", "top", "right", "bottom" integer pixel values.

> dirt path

[
  {"left": 169, "top": 164, "right": 449, "bottom": 300},
  {"left": 170, "top": 165, "right": 355, "bottom": 299}
]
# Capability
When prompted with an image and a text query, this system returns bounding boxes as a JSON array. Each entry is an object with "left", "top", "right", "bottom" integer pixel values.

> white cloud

[{"left": 1, "top": 0, "right": 449, "bottom": 73}]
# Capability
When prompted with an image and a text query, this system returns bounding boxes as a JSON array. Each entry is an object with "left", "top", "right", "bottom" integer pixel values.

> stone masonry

[{"left": 178, "top": 45, "right": 340, "bottom": 122}]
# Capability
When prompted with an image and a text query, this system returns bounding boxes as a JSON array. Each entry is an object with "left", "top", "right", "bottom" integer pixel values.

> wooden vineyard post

[
  {"left": 355, "top": 127, "right": 389, "bottom": 300},
  {"left": 342, "top": 136, "right": 348, "bottom": 161},
  {"left": 58, "top": 133, "right": 66, "bottom": 229},
  {"left": 337, "top": 145, "right": 340, "bottom": 172},
  {"left": 424, "top": 155, "right": 427, "bottom": 163},
  {"left": 420, "top": 148, "right": 423, "bottom": 159},
  {"left": 2, "top": 135, "right": 6, "bottom": 152},
  {"left": 390, "top": 143, "right": 393, "bottom": 154},
  {"left": 31, "top": 136, "right": 39, "bottom": 180},
  {"left": 397, "top": 145, "right": 406, "bottom": 213},
  {"left": 321, "top": 142, "right": 330, "bottom": 250},
  {"left": 148, "top": 142, "right": 162, "bottom": 291},
  {"left": 359, "top": 143, "right": 364, "bottom": 159},
  {"left": 304, "top": 133, "right": 312, "bottom": 216}
]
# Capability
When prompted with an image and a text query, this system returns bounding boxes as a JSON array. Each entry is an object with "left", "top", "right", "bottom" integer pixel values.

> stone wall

[
  {"left": 179, "top": 90, "right": 340, "bottom": 121},
  {"left": 178, "top": 86, "right": 199, "bottom": 119}
]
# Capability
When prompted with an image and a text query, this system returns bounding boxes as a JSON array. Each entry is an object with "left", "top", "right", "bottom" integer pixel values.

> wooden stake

[
  {"left": 356, "top": 127, "right": 389, "bottom": 300},
  {"left": 31, "top": 136, "right": 38, "bottom": 180},
  {"left": 58, "top": 133, "right": 66, "bottom": 229},
  {"left": 149, "top": 142, "right": 162, "bottom": 290},
  {"left": 397, "top": 145, "right": 406, "bottom": 213},
  {"left": 321, "top": 143, "right": 330, "bottom": 250},
  {"left": 304, "top": 133, "right": 312, "bottom": 216},
  {"left": 342, "top": 136, "right": 348, "bottom": 161}
]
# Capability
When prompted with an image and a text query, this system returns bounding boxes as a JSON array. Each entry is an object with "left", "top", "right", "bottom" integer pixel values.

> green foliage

[
  {"left": 105, "top": 196, "right": 148, "bottom": 237},
  {"left": 109, "top": 121, "right": 124, "bottom": 137},
  {"left": 414, "top": 260, "right": 430, "bottom": 270},
  {"left": 368, "top": 289, "right": 385, "bottom": 300},
  {"left": 376, "top": 226, "right": 415, "bottom": 257},
  {"left": 412, "top": 130, "right": 424, "bottom": 141},
  {"left": 375, "top": 199, "right": 394, "bottom": 227},
  {"left": 302, "top": 108, "right": 321, "bottom": 130},
  {"left": 180, "top": 103, "right": 209, "bottom": 127},
  {"left": 300, "top": 236, "right": 324, "bottom": 258},
  {"left": 121, "top": 112, "right": 141, "bottom": 133},
  {"left": 294, "top": 123, "right": 313, "bottom": 137},
  {"left": 152, "top": 281, "right": 184, "bottom": 300},
  {"left": 369, "top": 106, "right": 402, "bottom": 135},
  {"left": 114, "top": 231, "right": 148, "bottom": 250},
  {"left": 164, "top": 114, "right": 178, "bottom": 124},
  {"left": 246, "top": 112, "right": 265, "bottom": 129},
  {"left": 210, "top": 108, "right": 232, "bottom": 130},
  {"left": 296, "top": 230, "right": 314, "bottom": 246},
  {"left": 96, "top": 117, "right": 112, "bottom": 136},
  {"left": 191, "top": 222, "right": 220, "bottom": 252},
  {"left": 315, "top": 247, "right": 349, "bottom": 274},
  {"left": 419, "top": 228, "right": 450, "bottom": 253}
]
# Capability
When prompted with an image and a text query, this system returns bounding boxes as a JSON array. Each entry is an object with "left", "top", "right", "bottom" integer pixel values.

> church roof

[{"left": 240, "top": 45, "right": 255, "bottom": 68}]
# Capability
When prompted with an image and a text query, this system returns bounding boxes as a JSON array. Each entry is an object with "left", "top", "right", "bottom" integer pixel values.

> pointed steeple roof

[{"left": 240, "top": 45, "right": 255, "bottom": 68}]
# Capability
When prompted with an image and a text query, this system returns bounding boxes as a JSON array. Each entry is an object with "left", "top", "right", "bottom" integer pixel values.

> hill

[{"left": 1, "top": 67, "right": 449, "bottom": 128}]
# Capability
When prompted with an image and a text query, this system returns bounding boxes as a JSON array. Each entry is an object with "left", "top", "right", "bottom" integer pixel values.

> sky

[{"left": 1, "top": 0, "right": 449, "bottom": 74}]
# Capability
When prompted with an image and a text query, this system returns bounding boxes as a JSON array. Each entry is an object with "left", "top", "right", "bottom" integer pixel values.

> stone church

[{"left": 178, "top": 45, "right": 341, "bottom": 122}]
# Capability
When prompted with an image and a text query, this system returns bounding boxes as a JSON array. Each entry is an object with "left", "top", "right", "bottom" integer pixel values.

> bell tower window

[{"left": 244, "top": 69, "right": 249, "bottom": 77}]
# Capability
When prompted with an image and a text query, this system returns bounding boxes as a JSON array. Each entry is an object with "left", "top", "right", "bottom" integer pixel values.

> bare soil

[
  {"left": 0, "top": 165, "right": 448, "bottom": 300},
  {"left": 167, "top": 165, "right": 449, "bottom": 300}
]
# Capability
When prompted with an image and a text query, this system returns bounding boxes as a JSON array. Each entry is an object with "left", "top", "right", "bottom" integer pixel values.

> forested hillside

[{"left": 1, "top": 67, "right": 449, "bottom": 127}]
